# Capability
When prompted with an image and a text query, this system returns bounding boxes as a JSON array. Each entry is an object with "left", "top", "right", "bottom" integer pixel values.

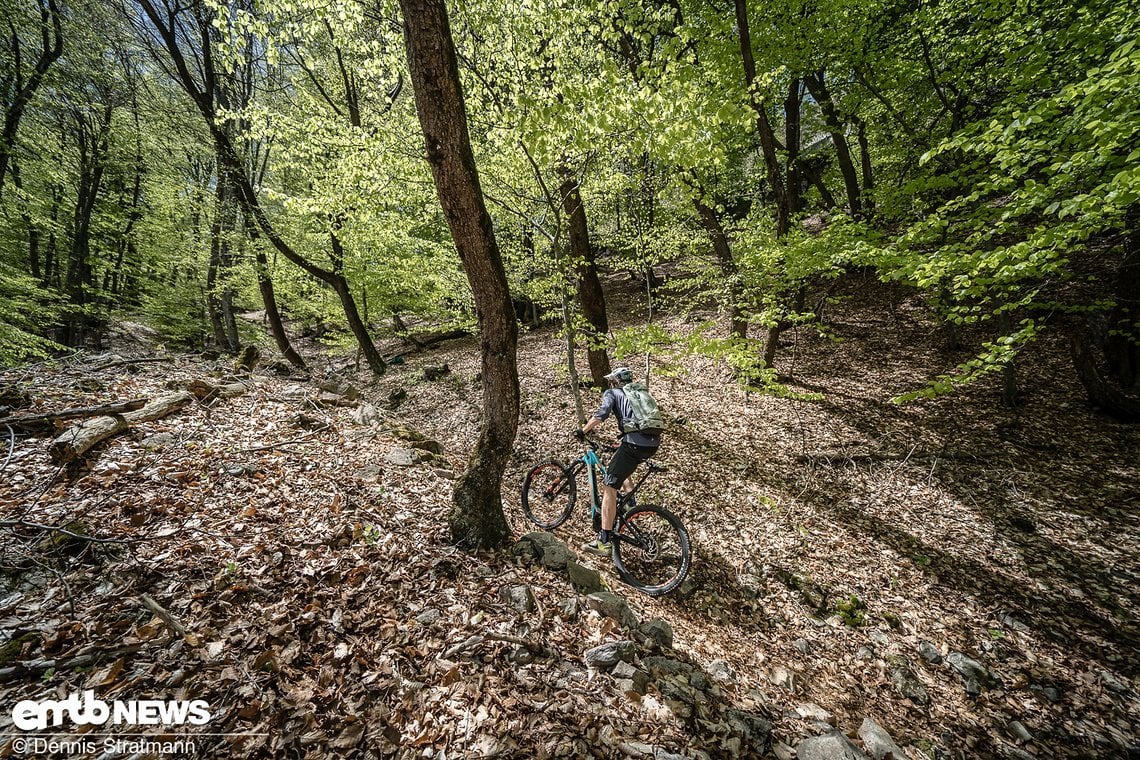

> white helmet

[{"left": 604, "top": 367, "right": 633, "bottom": 383}]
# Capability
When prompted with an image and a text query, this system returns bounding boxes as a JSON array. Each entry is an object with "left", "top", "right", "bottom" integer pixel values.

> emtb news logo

[{"left": 11, "top": 690, "right": 211, "bottom": 730}]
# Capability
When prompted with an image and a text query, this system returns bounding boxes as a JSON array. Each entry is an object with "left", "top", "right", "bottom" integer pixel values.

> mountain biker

[{"left": 574, "top": 367, "right": 661, "bottom": 556}]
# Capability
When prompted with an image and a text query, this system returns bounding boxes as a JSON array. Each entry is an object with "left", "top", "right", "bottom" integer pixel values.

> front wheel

[
  {"left": 520, "top": 460, "right": 576, "bottom": 530},
  {"left": 613, "top": 505, "right": 691, "bottom": 596}
]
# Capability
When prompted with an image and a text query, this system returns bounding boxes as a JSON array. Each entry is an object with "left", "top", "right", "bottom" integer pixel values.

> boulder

[
  {"left": 858, "top": 718, "right": 906, "bottom": 760},
  {"left": 498, "top": 585, "right": 537, "bottom": 613},
  {"left": 946, "top": 652, "right": 997, "bottom": 696},
  {"left": 640, "top": 619, "right": 674, "bottom": 649},
  {"left": 584, "top": 640, "right": 636, "bottom": 670},
  {"left": 586, "top": 591, "right": 638, "bottom": 628},
  {"left": 796, "top": 731, "right": 869, "bottom": 760},
  {"left": 385, "top": 448, "right": 429, "bottom": 466},
  {"left": 887, "top": 656, "right": 929, "bottom": 705},
  {"left": 918, "top": 640, "right": 942, "bottom": 664},
  {"left": 567, "top": 560, "right": 607, "bottom": 594},
  {"left": 612, "top": 660, "right": 651, "bottom": 695}
]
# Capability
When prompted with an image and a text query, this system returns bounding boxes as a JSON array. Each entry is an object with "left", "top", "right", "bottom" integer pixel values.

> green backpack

[{"left": 621, "top": 382, "right": 665, "bottom": 436}]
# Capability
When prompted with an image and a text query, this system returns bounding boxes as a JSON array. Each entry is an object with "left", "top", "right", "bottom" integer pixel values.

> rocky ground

[{"left": 1, "top": 272, "right": 1138, "bottom": 759}]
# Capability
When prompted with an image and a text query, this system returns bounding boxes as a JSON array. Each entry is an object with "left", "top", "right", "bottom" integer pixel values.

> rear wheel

[
  {"left": 520, "top": 460, "right": 576, "bottom": 530},
  {"left": 613, "top": 505, "right": 691, "bottom": 596}
]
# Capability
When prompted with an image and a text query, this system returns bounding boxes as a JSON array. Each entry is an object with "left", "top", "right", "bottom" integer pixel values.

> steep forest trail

[{"left": 0, "top": 273, "right": 1137, "bottom": 759}]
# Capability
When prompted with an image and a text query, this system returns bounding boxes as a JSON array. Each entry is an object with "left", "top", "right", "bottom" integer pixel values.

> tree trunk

[
  {"left": 785, "top": 78, "right": 803, "bottom": 216},
  {"left": 694, "top": 198, "right": 747, "bottom": 338},
  {"left": 400, "top": 0, "right": 520, "bottom": 549},
  {"left": 1105, "top": 222, "right": 1140, "bottom": 392},
  {"left": 559, "top": 170, "right": 611, "bottom": 385},
  {"left": 804, "top": 71, "right": 862, "bottom": 218},
  {"left": 854, "top": 115, "right": 875, "bottom": 214},
  {"left": 253, "top": 246, "right": 305, "bottom": 369},
  {"left": 0, "top": 0, "right": 63, "bottom": 199}
]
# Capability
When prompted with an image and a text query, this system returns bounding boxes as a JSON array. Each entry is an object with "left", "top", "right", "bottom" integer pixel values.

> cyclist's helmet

[{"left": 604, "top": 367, "right": 633, "bottom": 384}]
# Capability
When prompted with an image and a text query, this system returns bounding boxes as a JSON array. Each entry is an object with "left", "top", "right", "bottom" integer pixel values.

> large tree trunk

[
  {"left": 400, "top": 0, "right": 519, "bottom": 549},
  {"left": 785, "top": 78, "right": 803, "bottom": 216},
  {"left": 805, "top": 70, "right": 862, "bottom": 218},
  {"left": 559, "top": 171, "right": 611, "bottom": 385},
  {"left": 253, "top": 246, "right": 305, "bottom": 369}
]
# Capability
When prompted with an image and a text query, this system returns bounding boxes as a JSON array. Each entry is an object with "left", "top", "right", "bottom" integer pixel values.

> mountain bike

[{"left": 520, "top": 438, "right": 691, "bottom": 596}]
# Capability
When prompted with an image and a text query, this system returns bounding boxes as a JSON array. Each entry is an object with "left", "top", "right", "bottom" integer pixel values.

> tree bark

[
  {"left": 804, "top": 70, "right": 862, "bottom": 218},
  {"left": 0, "top": 0, "right": 63, "bottom": 198},
  {"left": 694, "top": 198, "right": 747, "bottom": 338},
  {"left": 559, "top": 170, "right": 611, "bottom": 385},
  {"left": 400, "top": 0, "right": 520, "bottom": 549},
  {"left": 49, "top": 391, "right": 193, "bottom": 463}
]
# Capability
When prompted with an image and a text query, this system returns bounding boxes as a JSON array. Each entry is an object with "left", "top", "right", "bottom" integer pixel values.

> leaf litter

[{"left": 0, "top": 274, "right": 1138, "bottom": 758}]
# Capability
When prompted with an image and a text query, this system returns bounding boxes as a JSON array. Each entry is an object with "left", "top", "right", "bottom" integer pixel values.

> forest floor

[{"left": 1, "top": 272, "right": 1138, "bottom": 759}]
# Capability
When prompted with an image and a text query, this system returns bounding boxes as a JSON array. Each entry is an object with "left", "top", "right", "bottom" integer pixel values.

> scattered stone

[
  {"left": 856, "top": 646, "right": 876, "bottom": 661},
  {"left": 567, "top": 560, "right": 607, "bottom": 593},
  {"left": 318, "top": 376, "right": 361, "bottom": 400},
  {"left": 639, "top": 619, "right": 674, "bottom": 649},
  {"left": 794, "top": 638, "right": 811, "bottom": 654},
  {"left": 688, "top": 670, "right": 712, "bottom": 693},
  {"left": 612, "top": 661, "right": 651, "bottom": 695},
  {"left": 385, "top": 448, "right": 428, "bottom": 466},
  {"left": 708, "top": 659, "right": 737, "bottom": 684},
  {"left": 584, "top": 640, "right": 636, "bottom": 670},
  {"left": 723, "top": 709, "right": 773, "bottom": 754},
  {"left": 859, "top": 718, "right": 906, "bottom": 760},
  {"left": 796, "top": 702, "right": 836, "bottom": 726},
  {"left": 142, "top": 432, "right": 175, "bottom": 449},
  {"left": 432, "top": 467, "right": 455, "bottom": 480},
  {"left": 513, "top": 532, "right": 571, "bottom": 572},
  {"left": 887, "top": 657, "right": 929, "bottom": 705},
  {"left": 918, "top": 640, "right": 943, "bottom": 664},
  {"left": 350, "top": 403, "right": 383, "bottom": 427},
  {"left": 1007, "top": 720, "right": 1033, "bottom": 743},
  {"left": 796, "top": 731, "right": 869, "bottom": 760},
  {"left": 946, "top": 652, "right": 997, "bottom": 695},
  {"left": 423, "top": 363, "right": 450, "bottom": 381},
  {"left": 868, "top": 629, "right": 890, "bottom": 647},
  {"left": 415, "top": 609, "right": 441, "bottom": 625},
  {"left": 586, "top": 591, "right": 638, "bottom": 629},
  {"left": 643, "top": 656, "right": 693, "bottom": 678},
  {"left": 653, "top": 751, "right": 687, "bottom": 760},
  {"left": 540, "top": 543, "right": 570, "bottom": 571},
  {"left": 556, "top": 597, "right": 580, "bottom": 620},
  {"left": 498, "top": 585, "right": 536, "bottom": 613}
]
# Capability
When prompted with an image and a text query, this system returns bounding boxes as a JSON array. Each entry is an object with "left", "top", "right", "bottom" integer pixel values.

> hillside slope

[{"left": 1, "top": 274, "right": 1138, "bottom": 759}]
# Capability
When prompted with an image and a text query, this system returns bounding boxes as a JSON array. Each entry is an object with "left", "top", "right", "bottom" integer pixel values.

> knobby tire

[
  {"left": 520, "top": 460, "right": 576, "bottom": 530},
  {"left": 613, "top": 505, "right": 691, "bottom": 596}
]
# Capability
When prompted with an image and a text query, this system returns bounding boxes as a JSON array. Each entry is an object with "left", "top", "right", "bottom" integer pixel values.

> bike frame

[{"left": 572, "top": 441, "right": 658, "bottom": 523}]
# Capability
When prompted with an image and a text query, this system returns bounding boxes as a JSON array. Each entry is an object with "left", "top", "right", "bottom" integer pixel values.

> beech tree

[{"left": 399, "top": 0, "right": 519, "bottom": 548}]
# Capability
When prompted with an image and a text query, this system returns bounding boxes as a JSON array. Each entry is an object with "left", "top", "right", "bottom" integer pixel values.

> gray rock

[
  {"left": 358, "top": 464, "right": 383, "bottom": 482},
  {"left": 868, "top": 629, "right": 890, "bottom": 647},
  {"left": 794, "top": 638, "right": 812, "bottom": 654},
  {"left": 859, "top": 718, "right": 906, "bottom": 760},
  {"left": 541, "top": 543, "right": 570, "bottom": 571},
  {"left": 946, "top": 652, "right": 996, "bottom": 695},
  {"left": 772, "top": 741, "right": 796, "bottom": 760},
  {"left": 888, "top": 657, "right": 929, "bottom": 705},
  {"left": 567, "top": 560, "right": 606, "bottom": 593},
  {"left": 584, "top": 640, "right": 636, "bottom": 670},
  {"left": 350, "top": 403, "right": 383, "bottom": 426},
  {"left": 415, "top": 608, "right": 441, "bottom": 625},
  {"left": 643, "top": 656, "right": 692, "bottom": 678},
  {"left": 1007, "top": 720, "right": 1033, "bottom": 743},
  {"left": 612, "top": 661, "right": 651, "bottom": 694},
  {"left": 708, "top": 658, "right": 737, "bottom": 684},
  {"left": 586, "top": 591, "right": 638, "bottom": 629},
  {"left": 723, "top": 709, "right": 773, "bottom": 753},
  {"left": 654, "top": 751, "right": 688, "bottom": 760},
  {"left": 918, "top": 640, "right": 943, "bottom": 664},
  {"left": 688, "top": 671, "right": 712, "bottom": 693},
  {"left": 856, "top": 646, "right": 876, "bottom": 661},
  {"left": 432, "top": 467, "right": 456, "bottom": 480},
  {"left": 384, "top": 448, "right": 427, "bottom": 466},
  {"left": 769, "top": 665, "right": 799, "bottom": 693},
  {"left": 640, "top": 619, "right": 674, "bottom": 649},
  {"left": 498, "top": 584, "right": 536, "bottom": 613},
  {"left": 796, "top": 731, "right": 869, "bottom": 760}
]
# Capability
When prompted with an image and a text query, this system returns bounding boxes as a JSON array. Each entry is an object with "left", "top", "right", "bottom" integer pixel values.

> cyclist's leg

[{"left": 602, "top": 444, "right": 640, "bottom": 535}]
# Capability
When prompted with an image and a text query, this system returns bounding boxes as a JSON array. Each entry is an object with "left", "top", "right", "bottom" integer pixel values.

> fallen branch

[
  {"left": 138, "top": 594, "right": 188, "bottom": 638},
  {"left": 0, "top": 519, "right": 149, "bottom": 544},
  {"left": 0, "top": 399, "right": 148, "bottom": 431},
  {"left": 49, "top": 391, "right": 193, "bottom": 463},
  {"left": 188, "top": 379, "right": 248, "bottom": 401},
  {"left": 0, "top": 644, "right": 144, "bottom": 681}
]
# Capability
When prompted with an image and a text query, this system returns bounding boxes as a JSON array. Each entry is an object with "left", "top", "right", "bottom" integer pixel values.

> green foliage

[{"left": 0, "top": 263, "right": 64, "bottom": 365}]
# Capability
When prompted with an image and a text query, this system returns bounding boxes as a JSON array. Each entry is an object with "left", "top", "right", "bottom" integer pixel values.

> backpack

[{"left": 621, "top": 382, "right": 665, "bottom": 436}]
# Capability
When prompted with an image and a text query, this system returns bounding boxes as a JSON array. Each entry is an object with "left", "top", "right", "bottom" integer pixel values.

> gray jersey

[{"left": 593, "top": 388, "right": 661, "bottom": 448}]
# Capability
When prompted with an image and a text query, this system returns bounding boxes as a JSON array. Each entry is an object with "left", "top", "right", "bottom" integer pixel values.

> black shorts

[{"left": 604, "top": 441, "right": 658, "bottom": 488}]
